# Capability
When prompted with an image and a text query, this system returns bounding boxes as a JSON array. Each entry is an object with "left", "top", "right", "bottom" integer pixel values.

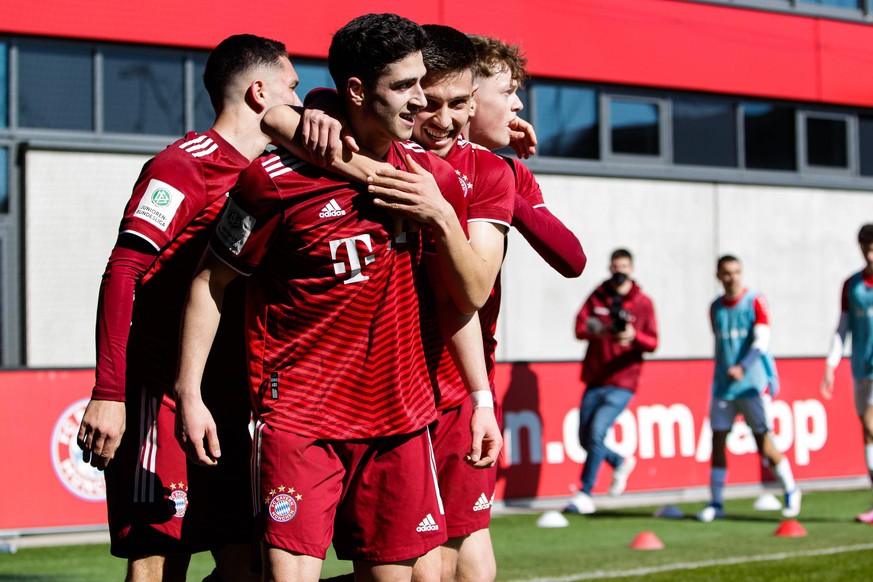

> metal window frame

[
  {"left": 601, "top": 91, "right": 669, "bottom": 165},
  {"left": 799, "top": 109, "right": 855, "bottom": 174}
]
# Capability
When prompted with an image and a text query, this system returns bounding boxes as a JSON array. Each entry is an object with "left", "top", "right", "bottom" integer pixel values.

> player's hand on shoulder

[
  {"left": 508, "top": 117, "right": 537, "bottom": 159},
  {"left": 367, "top": 154, "right": 451, "bottom": 225},
  {"left": 301, "top": 107, "right": 345, "bottom": 167},
  {"left": 77, "top": 398, "right": 126, "bottom": 470}
]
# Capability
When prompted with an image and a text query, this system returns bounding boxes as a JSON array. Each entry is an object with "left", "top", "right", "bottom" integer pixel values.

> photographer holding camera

[{"left": 565, "top": 249, "right": 658, "bottom": 514}]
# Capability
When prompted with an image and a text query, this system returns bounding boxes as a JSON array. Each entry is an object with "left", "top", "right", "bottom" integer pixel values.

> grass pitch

[{"left": 1, "top": 489, "right": 872, "bottom": 581}]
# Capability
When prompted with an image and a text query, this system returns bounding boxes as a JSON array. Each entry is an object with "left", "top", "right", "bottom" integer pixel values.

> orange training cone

[
  {"left": 774, "top": 519, "right": 807, "bottom": 537},
  {"left": 629, "top": 531, "right": 664, "bottom": 550}
]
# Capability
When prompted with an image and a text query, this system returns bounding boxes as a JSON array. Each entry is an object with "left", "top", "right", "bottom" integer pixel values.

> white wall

[
  {"left": 496, "top": 175, "right": 873, "bottom": 362},
  {"left": 22, "top": 152, "right": 873, "bottom": 367},
  {"left": 25, "top": 150, "right": 150, "bottom": 367}
]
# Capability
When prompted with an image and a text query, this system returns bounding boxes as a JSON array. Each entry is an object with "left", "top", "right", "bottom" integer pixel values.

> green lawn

[{"left": 1, "top": 489, "right": 872, "bottom": 581}]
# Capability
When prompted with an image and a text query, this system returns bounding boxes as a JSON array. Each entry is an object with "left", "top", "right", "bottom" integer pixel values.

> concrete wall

[
  {"left": 22, "top": 149, "right": 873, "bottom": 367},
  {"left": 496, "top": 175, "right": 873, "bottom": 363}
]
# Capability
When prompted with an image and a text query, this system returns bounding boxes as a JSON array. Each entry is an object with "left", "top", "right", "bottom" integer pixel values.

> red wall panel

[{"left": 4, "top": 0, "right": 873, "bottom": 106}]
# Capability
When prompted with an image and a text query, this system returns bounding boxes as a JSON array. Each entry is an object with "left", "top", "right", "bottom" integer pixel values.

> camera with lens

[{"left": 608, "top": 272, "right": 633, "bottom": 333}]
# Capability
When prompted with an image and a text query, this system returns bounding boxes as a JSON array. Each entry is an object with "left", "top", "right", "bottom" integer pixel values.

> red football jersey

[
  {"left": 422, "top": 138, "right": 515, "bottom": 410},
  {"left": 211, "top": 141, "right": 467, "bottom": 439},
  {"left": 94, "top": 130, "right": 251, "bottom": 401}
]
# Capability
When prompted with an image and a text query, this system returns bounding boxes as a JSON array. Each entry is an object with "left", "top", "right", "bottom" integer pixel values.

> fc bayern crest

[
  {"left": 268, "top": 493, "right": 298, "bottom": 522},
  {"left": 50, "top": 398, "right": 106, "bottom": 501},
  {"left": 169, "top": 487, "right": 188, "bottom": 518}
]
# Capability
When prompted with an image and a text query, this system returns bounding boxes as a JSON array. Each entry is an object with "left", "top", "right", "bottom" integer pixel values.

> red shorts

[
  {"left": 255, "top": 422, "right": 446, "bottom": 562},
  {"left": 105, "top": 385, "right": 254, "bottom": 558},
  {"left": 430, "top": 401, "right": 496, "bottom": 538}
]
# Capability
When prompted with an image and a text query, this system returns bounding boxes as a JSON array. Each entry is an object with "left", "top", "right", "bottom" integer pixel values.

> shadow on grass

[{"left": 562, "top": 509, "right": 853, "bottom": 525}]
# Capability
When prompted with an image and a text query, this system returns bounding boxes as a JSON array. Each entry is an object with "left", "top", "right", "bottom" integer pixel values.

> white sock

[
  {"left": 711, "top": 467, "right": 727, "bottom": 507},
  {"left": 773, "top": 458, "right": 796, "bottom": 493},
  {"left": 865, "top": 444, "right": 873, "bottom": 486}
]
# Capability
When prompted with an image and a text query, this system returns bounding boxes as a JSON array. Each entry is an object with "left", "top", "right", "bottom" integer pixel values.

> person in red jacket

[{"left": 565, "top": 248, "right": 658, "bottom": 514}]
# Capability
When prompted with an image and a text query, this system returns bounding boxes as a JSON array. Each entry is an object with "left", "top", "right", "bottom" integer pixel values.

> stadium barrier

[{"left": 0, "top": 359, "right": 863, "bottom": 534}]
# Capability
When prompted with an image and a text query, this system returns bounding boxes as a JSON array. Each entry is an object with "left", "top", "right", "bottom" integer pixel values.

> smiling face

[
  {"left": 413, "top": 70, "right": 475, "bottom": 158},
  {"left": 466, "top": 66, "right": 523, "bottom": 150},
  {"left": 350, "top": 51, "right": 427, "bottom": 156}
]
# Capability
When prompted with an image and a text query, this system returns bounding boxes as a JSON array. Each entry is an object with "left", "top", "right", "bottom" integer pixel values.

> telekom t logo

[{"left": 330, "top": 235, "right": 376, "bottom": 284}]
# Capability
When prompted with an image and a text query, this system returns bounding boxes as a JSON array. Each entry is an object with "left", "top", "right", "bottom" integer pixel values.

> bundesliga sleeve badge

[{"left": 133, "top": 179, "right": 185, "bottom": 232}]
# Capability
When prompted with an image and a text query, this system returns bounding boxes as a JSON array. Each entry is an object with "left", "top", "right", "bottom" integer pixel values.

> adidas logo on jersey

[
  {"left": 319, "top": 199, "right": 346, "bottom": 218},
  {"left": 473, "top": 493, "right": 492, "bottom": 512},
  {"left": 416, "top": 513, "right": 440, "bottom": 532}
]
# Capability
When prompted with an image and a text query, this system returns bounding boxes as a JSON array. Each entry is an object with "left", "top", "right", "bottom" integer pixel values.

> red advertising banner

[
  {"left": 0, "top": 369, "right": 103, "bottom": 533},
  {"left": 494, "top": 359, "right": 865, "bottom": 501},
  {"left": 0, "top": 360, "right": 864, "bottom": 533}
]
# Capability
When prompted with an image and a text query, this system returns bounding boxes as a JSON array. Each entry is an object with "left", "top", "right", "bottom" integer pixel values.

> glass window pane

[
  {"left": 673, "top": 96, "right": 737, "bottom": 167},
  {"left": 18, "top": 40, "right": 93, "bottom": 130},
  {"left": 0, "top": 42, "right": 7, "bottom": 129},
  {"left": 798, "top": 0, "right": 861, "bottom": 8},
  {"left": 610, "top": 99, "right": 659, "bottom": 156},
  {"left": 294, "top": 59, "right": 334, "bottom": 101},
  {"left": 806, "top": 116, "right": 847, "bottom": 168},
  {"left": 104, "top": 47, "right": 184, "bottom": 135},
  {"left": 859, "top": 117, "right": 873, "bottom": 176},
  {"left": 192, "top": 53, "right": 214, "bottom": 133},
  {"left": 0, "top": 147, "right": 7, "bottom": 213},
  {"left": 533, "top": 83, "right": 598, "bottom": 159},
  {"left": 743, "top": 102, "right": 796, "bottom": 171}
]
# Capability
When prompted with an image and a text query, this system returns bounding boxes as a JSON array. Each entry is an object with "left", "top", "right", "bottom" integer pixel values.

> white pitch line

[{"left": 507, "top": 542, "right": 873, "bottom": 581}]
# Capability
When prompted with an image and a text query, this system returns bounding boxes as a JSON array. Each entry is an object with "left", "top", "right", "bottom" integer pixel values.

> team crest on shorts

[
  {"left": 50, "top": 398, "right": 106, "bottom": 501},
  {"left": 168, "top": 483, "right": 188, "bottom": 518},
  {"left": 266, "top": 485, "right": 302, "bottom": 523}
]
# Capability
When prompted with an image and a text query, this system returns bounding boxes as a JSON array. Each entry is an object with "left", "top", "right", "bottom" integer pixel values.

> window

[
  {"left": 103, "top": 47, "right": 185, "bottom": 135},
  {"left": 805, "top": 115, "right": 848, "bottom": 168},
  {"left": 743, "top": 102, "right": 796, "bottom": 170},
  {"left": 533, "top": 82, "right": 598, "bottom": 159},
  {"left": 609, "top": 98, "right": 659, "bottom": 156},
  {"left": 673, "top": 96, "right": 737, "bottom": 167},
  {"left": 0, "top": 147, "right": 7, "bottom": 213},
  {"left": 294, "top": 59, "right": 334, "bottom": 100},
  {"left": 192, "top": 53, "right": 214, "bottom": 133},
  {"left": 798, "top": 0, "right": 862, "bottom": 8},
  {"left": 859, "top": 117, "right": 873, "bottom": 176},
  {"left": 0, "top": 42, "right": 7, "bottom": 129},
  {"left": 17, "top": 40, "right": 93, "bottom": 130}
]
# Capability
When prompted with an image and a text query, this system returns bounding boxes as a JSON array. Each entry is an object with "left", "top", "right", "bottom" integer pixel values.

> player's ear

[
  {"left": 347, "top": 77, "right": 365, "bottom": 107},
  {"left": 469, "top": 85, "right": 478, "bottom": 118},
  {"left": 246, "top": 80, "right": 268, "bottom": 113}
]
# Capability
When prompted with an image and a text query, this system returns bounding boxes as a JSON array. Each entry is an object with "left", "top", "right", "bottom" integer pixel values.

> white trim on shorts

[
  {"left": 426, "top": 429, "right": 445, "bottom": 516},
  {"left": 133, "top": 388, "right": 160, "bottom": 503}
]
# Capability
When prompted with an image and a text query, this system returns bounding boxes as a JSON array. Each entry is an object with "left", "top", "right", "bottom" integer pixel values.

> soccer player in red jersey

[
  {"left": 367, "top": 29, "right": 585, "bottom": 582},
  {"left": 73, "top": 35, "right": 302, "bottom": 581},
  {"left": 173, "top": 14, "right": 501, "bottom": 582}
]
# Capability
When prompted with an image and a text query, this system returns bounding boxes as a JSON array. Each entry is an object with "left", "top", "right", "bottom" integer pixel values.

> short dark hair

[
  {"left": 467, "top": 34, "right": 528, "bottom": 87},
  {"left": 328, "top": 13, "right": 427, "bottom": 90},
  {"left": 611, "top": 248, "right": 633, "bottom": 263},
  {"left": 203, "top": 34, "right": 288, "bottom": 112},
  {"left": 717, "top": 254, "right": 741, "bottom": 270},
  {"left": 859, "top": 224, "right": 873, "bottom": 245},
  {"left": 421, "top": 24, "right": 477, "bottom": 84}
]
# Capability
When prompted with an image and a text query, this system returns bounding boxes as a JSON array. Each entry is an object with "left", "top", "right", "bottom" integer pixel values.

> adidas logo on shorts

[
  {"left": 473, "top": 493, "right": 492, "bottom": 512},
  {"left": 416, "top": 513, "right": 440, "bottom": 532},
  {"left": 319, "top": 199, "right": 346, "bottom": 218}
]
